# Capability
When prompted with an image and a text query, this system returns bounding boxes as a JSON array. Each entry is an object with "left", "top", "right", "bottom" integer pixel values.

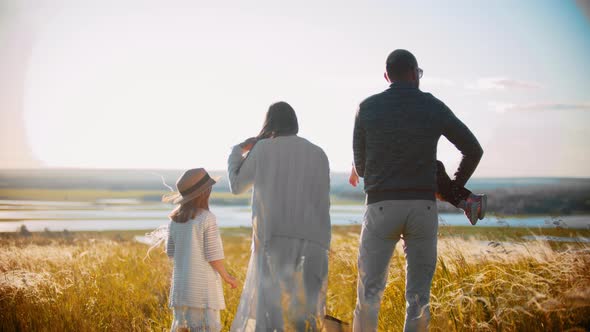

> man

[{"left": 352, "top": 49, "right": 483, "bottom": 331}]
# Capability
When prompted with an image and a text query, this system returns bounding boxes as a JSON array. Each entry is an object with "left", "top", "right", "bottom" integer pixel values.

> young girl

[
  {"left": 349, "top": 161, "right": 487, "bottom": 225},
  {"left": 164, "top": 168, "right": 238, "bottom": 332}
]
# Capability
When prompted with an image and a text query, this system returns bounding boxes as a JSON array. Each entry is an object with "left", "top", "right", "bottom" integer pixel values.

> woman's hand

[
  {"left": 239, "top": 137, "right": 258, "bottom": 153},
  {"left": 349, "top": 165, "right": 360, "bottom": 187}
]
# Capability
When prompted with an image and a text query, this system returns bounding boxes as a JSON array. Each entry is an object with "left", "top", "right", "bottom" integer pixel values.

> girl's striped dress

[{"left": 167, "top": 210, "right": 225, "bottom": 331}]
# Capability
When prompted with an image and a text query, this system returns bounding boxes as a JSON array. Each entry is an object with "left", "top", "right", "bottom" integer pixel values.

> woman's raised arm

[{"left": 227, "top": 138, "right": 258, "bottom": 195}]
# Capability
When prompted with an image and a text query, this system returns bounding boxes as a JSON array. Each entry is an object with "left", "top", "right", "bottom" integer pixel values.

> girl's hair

[
  {"left": 257, "top": 101, "right": 299, "bottom": 139},
  {"left": 169, "top": 187, "right": 212, "bottom": 223}
]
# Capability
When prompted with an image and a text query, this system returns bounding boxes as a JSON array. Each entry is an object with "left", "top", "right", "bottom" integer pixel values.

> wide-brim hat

[{"left": 163, "top": 168, "right": 221, "bottom": 205}]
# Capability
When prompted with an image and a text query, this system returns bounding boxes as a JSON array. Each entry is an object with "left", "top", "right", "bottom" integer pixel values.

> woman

[{"left": 227, "top": 101, "right": 331, "bottom": 331}]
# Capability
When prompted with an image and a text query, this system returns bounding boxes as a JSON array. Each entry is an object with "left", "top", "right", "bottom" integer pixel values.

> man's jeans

[{"left": 353, "top": 200, "right": 438, "bottom": 332}]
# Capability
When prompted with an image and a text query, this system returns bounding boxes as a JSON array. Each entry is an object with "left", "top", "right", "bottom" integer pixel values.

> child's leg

[
  {"left": 436, "top": 161, "right": 471, "bottom": 208},
  {"left": 437, "top": 160, "right": 487, "bottom": 225}
]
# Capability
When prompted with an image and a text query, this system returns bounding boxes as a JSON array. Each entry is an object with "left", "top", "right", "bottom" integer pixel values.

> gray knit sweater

[
  {"left": 228, "top": 136, "right": 331, "bottom": 249},
  {"left": 353, "top": 81, "right": 483, "bottom": 203}
]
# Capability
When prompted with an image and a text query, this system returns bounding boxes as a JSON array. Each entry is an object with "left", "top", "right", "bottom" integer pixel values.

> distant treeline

[{"left": 1, "top": 169, "right": 589, "bottom": 215}]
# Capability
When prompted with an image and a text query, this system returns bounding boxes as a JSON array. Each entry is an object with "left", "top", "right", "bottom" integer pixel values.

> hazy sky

[{"left": 2, "top": 0, "right": 590, "bottom": 176}]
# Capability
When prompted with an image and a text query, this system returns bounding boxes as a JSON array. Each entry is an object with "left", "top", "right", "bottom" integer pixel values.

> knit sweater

[
  {"left": 227, "top": 135, "right": 331, "bottom": 249},
  {"left": 353, "top": 81, "right": 483, "bottom": 202},
  {"left": 166, "top": 210, "right": 226, "bottom": 309}
]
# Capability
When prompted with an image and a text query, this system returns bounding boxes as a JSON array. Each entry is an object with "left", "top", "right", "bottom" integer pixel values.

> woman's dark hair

[{"left": 257, "top": 101, "right": 299, "bottom": 139}]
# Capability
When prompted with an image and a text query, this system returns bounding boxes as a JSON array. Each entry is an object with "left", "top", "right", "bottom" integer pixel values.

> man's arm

[
  {"left": 441, "top": 105, "right": 483, "bottom": 187},
  {"left": 353, "top": 107, "right": 366, "bottom": 177}
]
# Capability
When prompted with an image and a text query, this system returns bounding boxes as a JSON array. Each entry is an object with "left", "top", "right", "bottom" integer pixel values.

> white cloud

[
  {"left": 420, "top": 77, "right": 454, "bottom": 87},
  {"left": 488, "top": 102, "right": 516, "bottom": 113},
  {"left": 489, "top": 102, "right": 590, "bottom": 113},
  {"left": 469, "top": 77, "right": 542, "bottom": 91}
]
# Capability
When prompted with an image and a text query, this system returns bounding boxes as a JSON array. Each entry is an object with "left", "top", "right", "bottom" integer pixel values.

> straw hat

[{"left": 165, "top": 168, "right": 221, "bottom": 205}]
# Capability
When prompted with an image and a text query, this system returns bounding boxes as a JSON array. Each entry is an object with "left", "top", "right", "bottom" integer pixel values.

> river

[{"left": 1, "top": 199, "right": 589, "bottom": 232}]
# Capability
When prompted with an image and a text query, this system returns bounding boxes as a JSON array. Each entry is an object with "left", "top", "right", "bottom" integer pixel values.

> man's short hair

[{"left": 386, "top": 49, "right": 418, "bottom": 79}]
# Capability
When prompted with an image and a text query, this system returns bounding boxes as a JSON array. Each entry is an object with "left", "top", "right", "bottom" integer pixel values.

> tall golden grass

[{"left": 1, "top": 226, "right": 589, "bottom": 331}]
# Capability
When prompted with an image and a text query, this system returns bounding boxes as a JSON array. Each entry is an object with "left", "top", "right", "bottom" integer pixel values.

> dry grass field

[{"left": 1, "top": 226, "right": 589, "bottom": 331}]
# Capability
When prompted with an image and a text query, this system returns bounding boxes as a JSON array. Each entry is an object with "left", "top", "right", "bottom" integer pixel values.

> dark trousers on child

[{"left": 435, "top": 160, "right": 472, "bottom": 207}]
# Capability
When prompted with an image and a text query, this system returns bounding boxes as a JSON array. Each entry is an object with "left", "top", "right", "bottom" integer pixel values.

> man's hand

[
  {"left": 239, "top": 137, "right": 258, "bottom": 153},
  {"left": 349, "top": 165, "right": 360, "bottom": 187}
]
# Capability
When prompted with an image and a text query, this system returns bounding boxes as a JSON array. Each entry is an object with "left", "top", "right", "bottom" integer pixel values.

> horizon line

[{"left": 1, "top": 167, "right": 589, "bottom": 180}]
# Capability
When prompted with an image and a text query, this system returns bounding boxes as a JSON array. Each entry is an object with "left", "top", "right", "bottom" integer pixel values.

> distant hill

[{"left": 1, "top": 169, "right": 589, "bottom": 215}]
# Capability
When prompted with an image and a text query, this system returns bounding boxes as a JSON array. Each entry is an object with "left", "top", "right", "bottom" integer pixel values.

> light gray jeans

[{"left": 353, "top": 200, "right": 438, "bottom": 332}]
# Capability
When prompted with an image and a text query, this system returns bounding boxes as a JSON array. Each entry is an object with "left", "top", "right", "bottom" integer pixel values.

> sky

[{"left": 1, "top": 0, "right": 589, "bottom": 177}]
